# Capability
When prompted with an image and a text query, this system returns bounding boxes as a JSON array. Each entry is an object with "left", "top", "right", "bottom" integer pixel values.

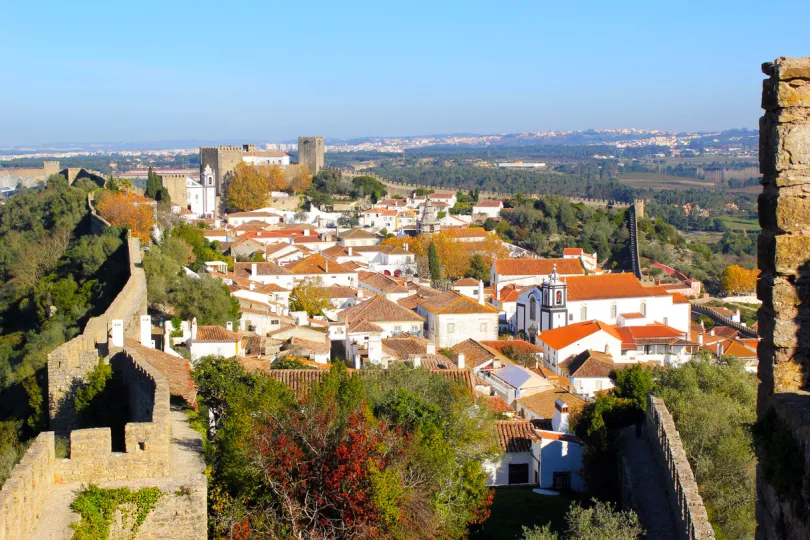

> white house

[
  {"left": 557, "top": 349, "right": 617, "bottom": 397},
  {"left": 536, "top": 320, "right": 623, "bottom": 370},
  {"left": 563, "top": 248, "right": 599, "bottom": 273},
  {"left": 336, "top": 228, "right": 379, "bottom": 247},
  {"left": 285, "top": 254, "right": 358, "bottom": 287},
  {"left": 241, "top": 150, "right": 290, "bottom": 166},
  {"left": 429, "top": 192, "right": 457, "bottom": 207},
  {"left": 453, "top": 278, "right": 482, "bottom": 299},
  {"left": 358, "top": 271, "right": 411, "bottom": 302},
  {"left": 360, "top": 208, "right": 398, "bottom": 231},
  {"left": 233, "top": 261, "right": 296, "bottom": 290},
  {"left": 491, "top": 258, "right": 584, "bottom": 296},
  {"left": 477, "top": 363, "right": 555, "bottom": 405},
  {"left": 226, "top": 211, "right": 283, "bottom": 227},
  {"left": 188, "top": 320, "right": 243, "bottom": 362},
  {"left": 416, "top": 289, "right": 500, "bottom": 348},
  {"left": 472, "top": 200, "right": 504, "bottom": 218}
]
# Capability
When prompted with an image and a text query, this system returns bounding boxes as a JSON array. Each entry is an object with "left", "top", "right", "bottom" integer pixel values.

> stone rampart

[
  {"left": 756, "top": 56, "right": 810, "bottom": 539},
  {"left": 0, "top": 432, "right": 55, "bottom": 540},
  {"left": 47, "top": 237, "right": 148, "bottom": 433},
  {"left": 646, "top": 394, "right": 714, "bottom": 540},
  {"left": 54, "top": 346, "right": 171, "bottom": 483},
  {"left": 691, "top": 304, "right": 758, "bottom": 338}
]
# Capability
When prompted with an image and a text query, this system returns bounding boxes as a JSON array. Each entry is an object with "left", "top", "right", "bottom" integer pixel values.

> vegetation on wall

[{"left": 70, "top": 484, "right": 163, "bottom": 540}]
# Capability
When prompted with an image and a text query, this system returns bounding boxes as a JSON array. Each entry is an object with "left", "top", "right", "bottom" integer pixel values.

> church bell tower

[{"left": 540, "top": 264, "right": 568, "bottom": 331}]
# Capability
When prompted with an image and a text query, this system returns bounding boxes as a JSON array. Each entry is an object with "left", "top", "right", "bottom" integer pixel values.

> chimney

[
  {"left": 140, "top": 315, "right": 153, "bottom": 349},
  {"left": 251, "top": 262, "right": 258, "bottom": 276},
  {"left": 353, "top": 354, "right": 361, "bottom": 370},
  {"left": 710, "top": 328, "right": 715, "bottom": 336},
  {"left": 304, "top": 228, "right": 310, "bottom": 236},
  {"left": 404, "top": 243, "right": 409, "bottom": 252},
  {"left": 717, "top": 343, "right": 724, "bottom": 356},
  {"left": 215, "top": 218, "right": 221, "bottom": 228},
  {"left": 478, "top": 280, "right": 485, "bottom": 305},
  {"left": 348, "top": 246, "right": 353, "bottom": 256},
  {"left": 552, "top": 399, "right": 570, "bottom": 433},
  {"left": 456, "top": 352, "right": 465, "bottom": 369},
  {"left": 191, "top": 317, "right": 198, "bottom": 340},
  {"left": 412, "top": 355, "right": 422, "bottom": 368},
  {"left": 249, "top": 281, "right": 255, "bottom": 291},
  {"left": 110, "top": 319, "right": 124, "bottom": 348},
  {"left": 700, "top": 320, "right": 705, "bottom": 331},
  {"left": 426, "top": 342, "right": 436, "bottom": 354},
  {"left": 227, "top": 321, "right": 233, "bottom": 331}
]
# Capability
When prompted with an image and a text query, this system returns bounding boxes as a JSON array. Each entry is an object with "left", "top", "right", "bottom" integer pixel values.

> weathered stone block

[
  {"left": 775, "top": 123, "right": 810, "bottom": 172},
  {"left": 768, "top": 56, "right": 810, "bottom": 81},
  {"left": 763, "top": 79, "right": 810, "bottom": 110},
  {"left": 775, "top": 195, "right": 810, "bottom": 233},
  {"left": 774, "top": 235, "right": 810, "bottom": 274}
]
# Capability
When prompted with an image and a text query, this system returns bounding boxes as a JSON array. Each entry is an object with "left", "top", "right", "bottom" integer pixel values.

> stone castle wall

[
  {"left": 756, "top": 56, "right": 810, "bottom": 539},
  {"left": 200, "top": 145, "right": 243, "bottom": 197},
  {"left": 47, "top": 236, "right": 147, "bottom": 433},
  {"left": 54, "top": 346, "right": 171, "bottom": 484},
  {"left": 646, "top": 395, "right": 714, "bottom": 540},
  {"left": 0, "top": 432, "right": 56, "bottom": 540},
  {"left": 161, "top": 173, "right": 188, "bottom": 207}
]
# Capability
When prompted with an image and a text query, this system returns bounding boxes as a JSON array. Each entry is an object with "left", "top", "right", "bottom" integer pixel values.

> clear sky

[{"left": 1, "top": 0, "right": 808, "bottom": 146}]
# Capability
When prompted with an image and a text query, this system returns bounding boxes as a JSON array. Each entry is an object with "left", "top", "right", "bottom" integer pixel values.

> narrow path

[{"left": 620, "top": 425, "right": 679, "bottom": 540}]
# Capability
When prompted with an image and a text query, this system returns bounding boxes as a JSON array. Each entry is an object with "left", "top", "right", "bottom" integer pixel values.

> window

[
  {"left": 555, "top": 290, "right": 563, "bottom": 306},
  {"left": 529, "top": 297, "right": 537, "bottom": 320},
  {"left": 640, "top": 302, "right": 647, "bottom": 317},
  {"left": 610, "top": 303, "right": 617, "bottom": 319},
  {"left": 580, "top": 305, "right": 587, "bottom": 321},
  {"left": 393, "top": 325, "right": 402, "bottom": 335},
  {"left": 448, "top": 323, "right": 455, "bottom": 333},
  {"left": 480, "top": 323, "right": 488, "bottom": 333},
  {"left": 412, "top": 325, "right": 420, "bottom": 334},
  {"left": 508, "top": 463, "right": 530, "bottom": 485},
  {"left": 271, "top": 320, "right": 279, "bottom": 325},
  {"left": 552, "top": 472, "right": 571, "bottom": 491},
  {"left": 568, "top": 314, "right": 574, "bottom": 322}
]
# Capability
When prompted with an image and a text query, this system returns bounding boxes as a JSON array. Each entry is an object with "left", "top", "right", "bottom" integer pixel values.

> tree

[
  {"left": 428, "top": 241, "right": 441, "bottom": 282},
  {"left": 289, "top": 279, "right": 332, "bottom": 317},
  {"left": 168, "top": 275, "right": 240, "bottom": 325},
  {"left": 285, "top": 164, "right": 312, "bottom": 194},
  {"left": 145, "top": 167, "right": 162, "bottom": 200},
  {"left": 467, "top": 253, "right": 490, "bottom": 283},
  {"left": 721, "top": 264, "right": 758, "bottom": 295},
  {"left": 611, "top": 363, "right": 654, "bottom": 411},
  {"left": 95, "top": 191, "right": 155, "bottom": 243},
  {"left": 564, "top": 500, "right": 644, "bottom": 539},
  {"left": 351, "top": 176, "right": 387, "bottom": 203},
  {"left": 225, "top": 162, "right": 285, "bottom": 212}
]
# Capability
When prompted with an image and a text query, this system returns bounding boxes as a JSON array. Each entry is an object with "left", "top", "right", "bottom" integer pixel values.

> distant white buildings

[
  {"left": 472, "top": 200, "right": 503, "bottom": 218},
  {"left": 186, "top": 166, "right": 217, "bottom": 217},
  {"left": 416, "top": 289, "right": 500, "bottom": 348}
]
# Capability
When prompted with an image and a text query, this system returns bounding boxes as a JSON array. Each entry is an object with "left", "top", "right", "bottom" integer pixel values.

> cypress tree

[{"left": 428, "top": 242, "right": 441, "bottom": 283}]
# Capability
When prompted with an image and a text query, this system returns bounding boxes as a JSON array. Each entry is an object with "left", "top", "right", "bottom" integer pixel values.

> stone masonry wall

[
  {"left": 756, "top": 56, "right": 810, "bottom": 539},
  {"left": 646, "top": 395, "right": 714, "bottom": 540},
  {"left": 48, "top": 236, "right": 148, "bottom": 433},
  {"left": 54, "top": 347, "right": 171, "bottom": 484},
  {"left": 0, "top": 432, "right": 55, "bottom": 540}
]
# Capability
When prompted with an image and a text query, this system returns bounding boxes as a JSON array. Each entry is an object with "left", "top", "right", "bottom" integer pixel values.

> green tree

[
  {"left": 168, "top": 275, "right": 240, "bottom": 326},
  {"left": 144, "top": 167, "right": 162, "bottom": 200},
  {"left": 466, "top": 253, "right": 490, "bottom": 283},
  {"left": 428, "top": 241, "right": 441, "bottom": 282},
  {"left": 611, "top": 363, "right": 654, "bottom": 411},
  {"left": 565, "top": 500, "right": 644, "bottom": 539}
]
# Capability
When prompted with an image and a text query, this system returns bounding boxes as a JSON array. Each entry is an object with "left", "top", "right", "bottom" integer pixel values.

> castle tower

[
  {"left": 199, "top": 145, "right": 243, "bottom": 196},
  {"left": 540, "top": 264, "right": 568, "bottom": 331},
  {"left": 298, "top": 136, "right": 324, "bottom": 175}
]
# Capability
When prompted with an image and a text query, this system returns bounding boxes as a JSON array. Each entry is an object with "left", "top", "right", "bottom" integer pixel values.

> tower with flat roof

[{"left": 298, "top": 136, "right": 324, "bottom": 175}]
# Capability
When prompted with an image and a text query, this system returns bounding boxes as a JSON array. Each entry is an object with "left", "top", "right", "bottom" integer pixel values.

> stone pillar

[
  {"left": 757, "top": 56, "right": 810, "bottom": 539},
  {"left": 758, "top": 56, "right": 810, "bottom": 399}
]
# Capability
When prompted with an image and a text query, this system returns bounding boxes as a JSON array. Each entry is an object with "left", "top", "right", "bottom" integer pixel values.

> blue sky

[{"left": 1, "top": 0, "right": 808, "bottom": 146}]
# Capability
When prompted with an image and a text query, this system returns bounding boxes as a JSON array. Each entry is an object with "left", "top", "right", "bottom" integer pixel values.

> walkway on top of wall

[
  {"left": 620, "top": 425, "right": 678, "bottom": 540},
  {"left": 27, "top": 405, "right": 205, "bottom": 540}
]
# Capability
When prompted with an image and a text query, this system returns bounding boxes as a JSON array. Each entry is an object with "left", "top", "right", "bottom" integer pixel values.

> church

[{"left": 514, "top": 268, "right": 691, "bottom": 342}]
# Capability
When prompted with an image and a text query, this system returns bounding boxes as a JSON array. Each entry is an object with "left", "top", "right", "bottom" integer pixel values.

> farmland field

[
  {"left": 618, "top": 172, "right": 717, "bottom": 190},
  {"left": 717, "top": 216, "right": 760, "bottom": 231}
]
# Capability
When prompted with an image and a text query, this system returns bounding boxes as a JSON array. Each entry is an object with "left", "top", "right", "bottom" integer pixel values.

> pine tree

[{"left": 428, "top": 241, "right": 441, "bottom": 283}]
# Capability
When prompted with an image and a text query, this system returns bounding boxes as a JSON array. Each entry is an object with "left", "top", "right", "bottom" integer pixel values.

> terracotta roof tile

[
  {"left": 417, "top": 290, "right": 499, "bottom": 314},
  {"left": 382, "top": 335, "right": 430, "bottom": 359},
  {"left": 517, "top": 386, "right": 586, "bottom": 419},
  {"left": 558, "top": 350, "right": 615, "bottom": 378},
  {"left": 234, "top": 261, "right": 292, "bottom": 279},
  {"left": 359, "top": 272, "right": 409, "bottom": 293},
  {"left": 563, "top": 273, "right": 670, "bottom": 301},
  {"left": 449, "top": 339, "right": 510, "bottom": 368},
  {"left": 494, "top": 258, "right": 583, "bottom": 276},
  {"left": 339, "top": 295, "right": 424, "bottom": 324},
  {"left": 194, "top": 325, "right": 243, "bottom": 342},
  {"left": 485, "top": 396, "right": 513, "bottom": 414},
  {"left": 496, "top": 421, "right": 537, "bottom": 452},
  {"left": 125, "top": 340, "right": 197, "bottom": 406},
  {"left": 538, "top": 321, "right": 623, "bottom": 351},
  {"left": 337, "top": 228, "right": 379, "bottom": 239},
  {"left": 480, "top": 340, "right": 544, "bottom": 355},
  {"left": 286, "top": 253, "right": 355, "bottom": 275},
  {"left": 474, "top": 200, "right": 503, "bottom": 208}
]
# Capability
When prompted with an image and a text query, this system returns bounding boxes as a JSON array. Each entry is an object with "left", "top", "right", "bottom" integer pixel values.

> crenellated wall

[
  {"left": 0, "top": 432, "right": 56, "bottom": 540},
  {"left": 646, "top": 395, "right": 714, "bottom": 540},
  {"left": 756, "top": 56, "right": 810, "bottom": 539}
]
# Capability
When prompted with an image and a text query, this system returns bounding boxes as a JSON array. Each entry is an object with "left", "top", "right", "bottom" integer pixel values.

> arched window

[
  {"left": 555, "top": 290, "right": 563, "bottom": 306},
  {"left": 580, "top": 304, "right": 587, "bottom": 321},
  {"left": 529, "top": 296, "right": 537, "bottom": 320},
  {"left": 610, "top": 303, "right": 617, "bottom": 319},
  {"left": 640, "top": 302, "right": 647, "bottom": 317}
]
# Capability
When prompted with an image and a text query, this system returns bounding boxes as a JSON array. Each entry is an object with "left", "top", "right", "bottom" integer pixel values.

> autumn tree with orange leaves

[
  {"left": 225, "top": 162, "right": 312, "bottom": 212},
  {"left": 721, "top": 264, "right": 759, "bottom": 295},
  {"left": 95, "top": 191, "right": 155, "bottom": 243}
]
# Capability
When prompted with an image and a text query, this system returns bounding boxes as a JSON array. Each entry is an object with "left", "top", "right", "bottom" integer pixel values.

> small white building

[
  {"left": 472, "top": 200, "right": 503, "bottom": 218},
  {"left": 233, "top": 261, "right": 296, "bottom": 290},
  {"left": 492, "top": 258, "right": 584, "bottom": 296},
  {"left": 188, "top": 320, "right": 243, "bottom": 362},
  {"left": 361, "top": 208, "right": 398, "bottom": 231},
  {"left": 187, "top": 166, "right": 217, "bottom": 217},
  {"left": 286, "top": 254, "right": 358, "bottom": 287},
  {"left": 226, "top": 211, "right": 283, "bottom": 227},
  {"left": 416, "top": 288, "right": 500, "bottom": 348},
  {"left": 241, "top": 150, "right": 290, "bottom": 166},
  {"left": 336, "top": 228, "right": 379, "bottom": 247},
  {"left": 563, "top": 248, "right": 599, "bottom": 273}
]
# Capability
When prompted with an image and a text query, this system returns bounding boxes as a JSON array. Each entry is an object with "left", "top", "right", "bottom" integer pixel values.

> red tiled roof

[
  {"left": 233, "top": 261, "right": 292, "bottom": 278},
  {"left": 445, "top": 228, "right": 489, "bottom": 239},
  {"left": 517, "top": 386, "right": 586, "bottom": 419},
  {"left": 474, "top": 200, "right": 503, "bottom": 208},
  {"left": 494, "top": 258, "right": 584, "bottom": 276},
  {"left": 125, "top": 340, "right": 197, "bottom": 407},
  {"left": 454, "top": 277, "right": 481, "bottom": 286},
  {"left": 558, "top": 350, "right": 615, "bottom": 378},
  {"left": 564, "top": 273, "right": 670, "bottom": 301},
  {"left": 194, "top": 325, "right": 242, "bottom": 342},
  {"left": 449, "top": 339, "right": 510, "bottom": 368},
  {"left": 417, "top": 290, "right": 499, "bottom": 314},
  {"left": 669, "top": 292, "right": 691, "bottom": 304},
  {"left": 480, "top": 340, "right": 544, "bottom": 355},
  {"left": 286, "top": 254, "right": 354, "bottom": 275},
  {"left": 619, "top": 312, "right": 645, "bottom": 319},
  {"left": 538, "top": 321, "right": 623, "bottom": 351},
  {"left": 339, "top": 294, "right": 424, "bottom": 323},
  {"left": 563, "top": 248, "right": 584, "bottom": 256},
  {"left": 496, "top": 421, "right": 537, "bottom": 452},
  {"left": 485, "top": 396, "right": 513, "bottom": 414}
]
